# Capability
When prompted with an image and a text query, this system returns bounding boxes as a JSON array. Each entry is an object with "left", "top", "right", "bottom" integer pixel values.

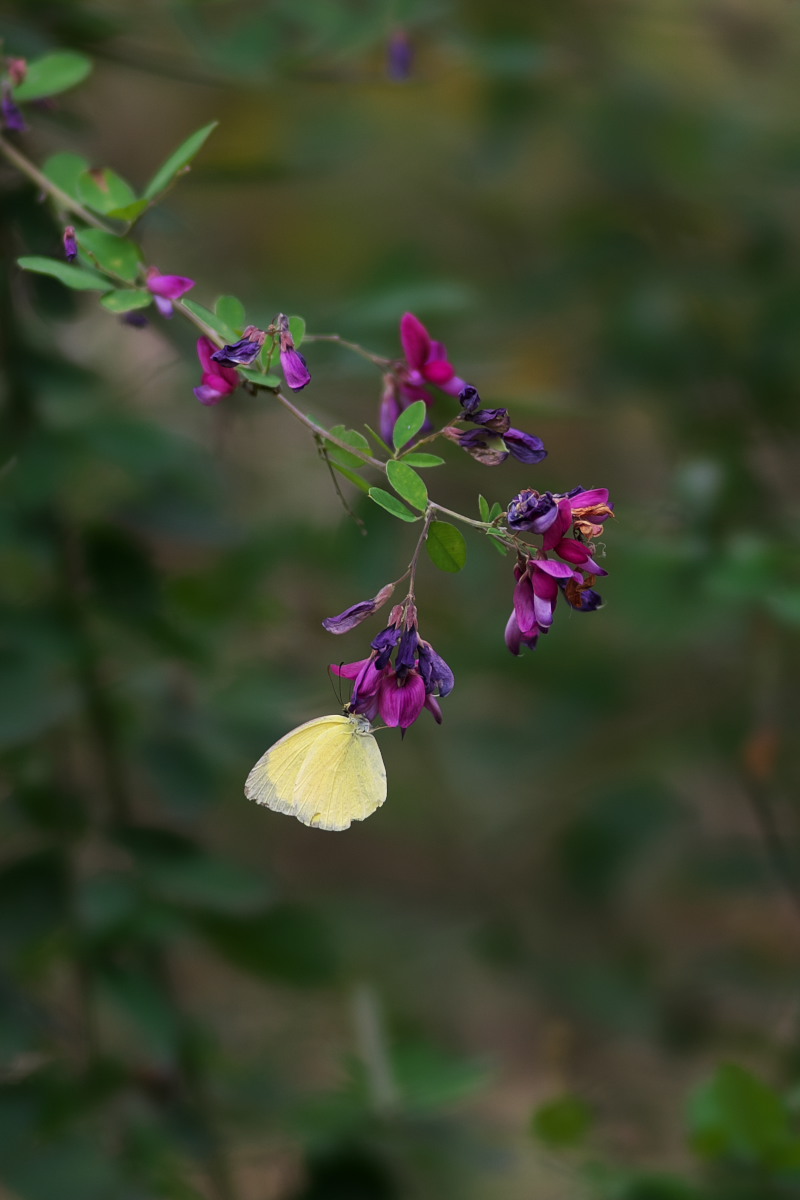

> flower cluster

[
  {"left": 325, "top": 592, "right": 454, "bottom": 729},
  {"left": 444, "top": 385, "right": 547, "bottom": 467},
  {"left": 379, "top": 312, "right": 466, "bottom": 442},
  {"left": 505, "top": 487, "right": 614, "bottom": 654}
]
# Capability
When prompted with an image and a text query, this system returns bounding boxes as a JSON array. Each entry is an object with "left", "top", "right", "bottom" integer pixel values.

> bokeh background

[{"left": 3, "top": 2, "right": 800, "bottom": 1198}]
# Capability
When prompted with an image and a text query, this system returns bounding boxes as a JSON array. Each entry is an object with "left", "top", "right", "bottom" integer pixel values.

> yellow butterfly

[{"left": 244, "top": 711, "right": 386, "bottom": 831}]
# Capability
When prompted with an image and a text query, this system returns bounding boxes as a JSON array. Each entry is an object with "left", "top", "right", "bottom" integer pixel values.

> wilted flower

[
  {"left": 146, "top": 267, "right": 195, "bottom": 318},
  {"left": 193, "top": 336, "right": 239, "bottom": 405},
  {"left": 447, "top": 387, "right": 547, "bottom": 467},
  {"left": 63, "top": 226, "right": 78, "bottom": 264},
  {"left": 211, "top": 325, "right": 266, "bottom": 368},
  {"left": 278, "top": 314, "right": 311, "bottom": 391},
  {"left": 329, "top": 603, "right": 453, "bottom": 728},
  {"left": 322, "top": 582, "right": 396, "bottom": 634},
  {"left": 1, "top": 85, "right": 26, "bottom": 132}
]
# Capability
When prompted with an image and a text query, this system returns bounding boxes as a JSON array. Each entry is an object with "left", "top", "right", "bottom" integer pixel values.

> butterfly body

[{"left": 245, "top": 713, "right": 386, "bottom": 831}]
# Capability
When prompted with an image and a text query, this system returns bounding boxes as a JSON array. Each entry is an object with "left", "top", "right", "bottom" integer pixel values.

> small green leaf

[
  {"left": 288, "top": 315, "right": 306, "bottom": 347},
  {"left": 368, "top": 488, "right": 420, "bottom": 522},
  {"left": 216, "top": 295, "right": 246, "bottom": 331},
  {"left": 77, "top": 168, "right": 137, "bottom": 216},
  {"left": 239, "top": 368, "right": 280, "bottom": 387},
  {"left": 330, "top": 462, "right": 371, "bottom": 494},
  {"left": 143, "top": 121, "right": 219, "bottom": 201},
  {"left": 182, "top": 299, "right": 237, "bottom": 342},
  {"left": 77, "top": 230, "right": 142, "bottom": 282},
  {"left": 364, "top": 424, "right": 394, "bottom": 456},
  {"left": 532, "top": 1095, "right": 592, "bottom": 1149},
  {"left": 400, "top": 453, "right": 445, "bottom": 468},
  {"left": 392, "top": 400, "right": 427, "bottom": 451},
  {"left": 426, "top": 521, "right": 467, "bottom": 573},
  {"left": 13, "top": 52, "right": 91, "bottom": 102},
  {"left": 17, "top": 255, "right": 108, "bottom": 291},
  {"left": 106, "top": 198, "right": 150, "bottom": 222},
  {"left": 478, "top": 494, "right": 490, "bottom": 522},
  {"left": 386, "top": 460, "right": 428, "bottom": 511},
  {"left": 100, "top": 289, "right": 152, "bottom": 313},
  {"left": 326, "top": 425, "right": 371, "bottom": 469},
  {"left": 488, "top": 502, "right": 504, "bottom": 521},
  {"left": 42, "top": 152, "right": 89, "bottom": 200}
]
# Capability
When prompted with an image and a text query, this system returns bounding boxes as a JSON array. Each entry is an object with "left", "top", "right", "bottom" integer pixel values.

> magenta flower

[
  {"left": 329, "top": 604, "right": 453, "bottom": 728},
  {"left": 277, "top": 314, "right": 311, "bottom": 391},
  {"left": 63, "top": 226, "right": 78, "bottom": 264},
  {"left": 400, "top": 313, "right": 466, "bottom": 397},
  {"left": 193, "top": 336, "right": 239, "bottom": 406},
  {"left": 146, "top": 267, "right": 195, "bottom": 318}
]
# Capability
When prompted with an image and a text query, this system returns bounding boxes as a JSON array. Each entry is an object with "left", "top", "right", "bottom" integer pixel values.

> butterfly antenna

[{"left": 327, "top": 663, "right": 346, "bottom": 712}]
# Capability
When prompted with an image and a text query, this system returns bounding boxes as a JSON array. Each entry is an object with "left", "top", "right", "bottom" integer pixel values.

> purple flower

[
  {"left": 387, "top": 29, "right": 414, "bottom": 81},
  {"left": 417, "top": 640, "right": 455, "bottom": 698},
  {"left": 447, "top": 396, "right": 547, "bottom": 467},
  {"left": 211, "top": 325, "right": 266, "bottom": 368},
  {"left": 277, "top": 314, "right": 311, "bottom": 391},
  {"left": 122, "top": 311, "right": 149, "bottom": 328},
  {"left": 507, "top": 489, "right": 558, "bottom": 533},
  {"left": 280, "top": 346, "right": 311, "bottom": 391},
  {"left": 146, "top": 267, "right": 195, "bottom": 318},
  {"left": 63, "top": 226, "right": 78, "bottom": 264},
  {"left": 504, "top": 429, "right": 547, "bottom": 464},
  {"left": 193, "top": 336, "right": 239, "bottom": 406},
  {"left": 322, "top": 582, "right": 396, "bottom": 634},
  {"left": 2, "top": 85, "right": 26, "bottom": 132},
  {"left": 444, "top": 426, "right": 510, "bottom": 466}
]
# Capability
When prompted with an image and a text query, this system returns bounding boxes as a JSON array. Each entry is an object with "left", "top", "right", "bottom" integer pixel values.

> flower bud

[
  {"left": 63, "top": 226, "right": 78, "bottom": 264},
  {"left": 322, "top": 581, "right": 396, "bottom": 634}
]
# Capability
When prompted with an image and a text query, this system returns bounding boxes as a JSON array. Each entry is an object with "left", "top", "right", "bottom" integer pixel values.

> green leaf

[
  {"left": 100, "top": 289, "right": 152, "bottom": 313},
  {"left": 330, "top": 462, "right": 371, "bottom": 494},
  {"left": 386, "top": 460, "right": 428, "bottom": 511},
  {"left": 426, "top": 521, "right": 467, "bottom": 573},
  {"left": 42, "top": 151, "right": 89, "bottom": 200},
  {"left": 12, "top": 52, "right": 92, "bottom": 102},
  {"left": 239, "top": 368, "right": 281, "bottom": 387},
  {"left": 488, "top": 501, "right": 504, "bottom": 521},
  {"left": 400, "top": 453, "right": 445, "bottom": 467},
  {"left": 368, "top": 488, "right": 420, "bottom": 522},
  {"left": 688, "top": 1063, "right": 797, "bottom": 1167},
  {"left": 182, "top": 299, "right": 237, "bottom": 342},
  {"left": 77, "top": 168, "right": 138, "bottom": 216},
  {"left": 288, "top": 314, "right": 306, "bottom": 347},
  {"left": 364, "top": 424, "right": 394, "bottom": 456},
  {"left": 17, "top": 255, "right": 108, "bottom": 291},
  {"left": 77, "top": 229, "right": 142, "bottom": 282},
  {"left": 106, "top": 198, "right": 150, "bottom": 222},
  {"left": 143, "top": 121, "right": 219, "bottom": 201},
  {"left": 478, "top": 494, "right": 490, "bottom": 522},
  {"left": 532, "top": 1095, "right": 592, "bottom": 1148},
  {"left": 326, "top": 424, "right": 371, "bottom": 469},
  {"left": 216, "top": 294, "right": 246, "bottom": 331},
  {"left": 392, "top": 399, "right": 427, "bottom": 451}
]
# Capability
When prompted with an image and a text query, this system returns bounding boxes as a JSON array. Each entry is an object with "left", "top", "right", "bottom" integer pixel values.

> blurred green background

[{"left": 2, "top": 2, "right": 800, "bottom": 1198}]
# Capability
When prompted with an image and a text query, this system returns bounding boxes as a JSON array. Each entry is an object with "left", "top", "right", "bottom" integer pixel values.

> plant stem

[
  {"left": 304, "top": 332, "right": 391, "bottom": 368},
  {"left": 273, "top": 388, "right": 388, "bottom": 472},
  {"left": 0, "top": 135, "right": 113, "bottom": 231},
  {"left": 407, "top": 507, "right": 436, "bottom": 599},
  {"left": 429, "top": 501, "right": 494, "bottom": 531}
]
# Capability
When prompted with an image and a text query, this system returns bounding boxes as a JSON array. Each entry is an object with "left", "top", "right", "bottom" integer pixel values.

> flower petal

[
  {"left": 400, "top": 312, "right": 431, "bottom": 371},
  {"left": 379, "top": 670, "right": 426, "bottom": 728}
]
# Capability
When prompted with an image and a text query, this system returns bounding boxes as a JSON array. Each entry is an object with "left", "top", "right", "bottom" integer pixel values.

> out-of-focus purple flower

[
  {"left": 322, "top": 582, "right": 396, "bottom": 634},
  {"left": 63, "top": 226, "right": 78, "bottom": 263},
  {"left": 387, "top": 29, "right": 414, "bottom": 81},
  {"left": 2, "top": 85, "right": 26, "bottom": 132},
  {"left": 504, "top": 429, "right": 547, "bottom": 464},
  {"left": 277, "top": 314, "right": 311, "bottom": 391},
  {"left": 193, "top": 336, "right": 239, "bottom": 406},
  {"left": 468, "top": 406, "right": 512, "bottom": 433},
  {"left": 7, "top": 59, "right": 27, "bottom": 87},
  {"left": 400, "top": 312, "right": 466, "bottom": 397},
  {"left": 458, "top": 385, "right": 481, "bottom": 415},
  {"left": 122, "top": 311, "right": 149, "bottom": 328},
  {"left": 146, "top": 267, "right": 195, "bottom": 318},
  {"left": 451, "top": 388, "right": 547, "bottom": 467},
  {"left": 444, "top": 426, "right": 510, "bottom": 466},
  {"left": 329, "top": 604, "right": 453, "bottom": 728},
  {"left": 211, "top": 325, "right": 266, "bottom": 368}
]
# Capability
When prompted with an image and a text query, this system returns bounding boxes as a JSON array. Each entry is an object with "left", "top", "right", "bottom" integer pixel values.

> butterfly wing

[{"left": 245, "top": 714, "right": 386, "bottom": 831}]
